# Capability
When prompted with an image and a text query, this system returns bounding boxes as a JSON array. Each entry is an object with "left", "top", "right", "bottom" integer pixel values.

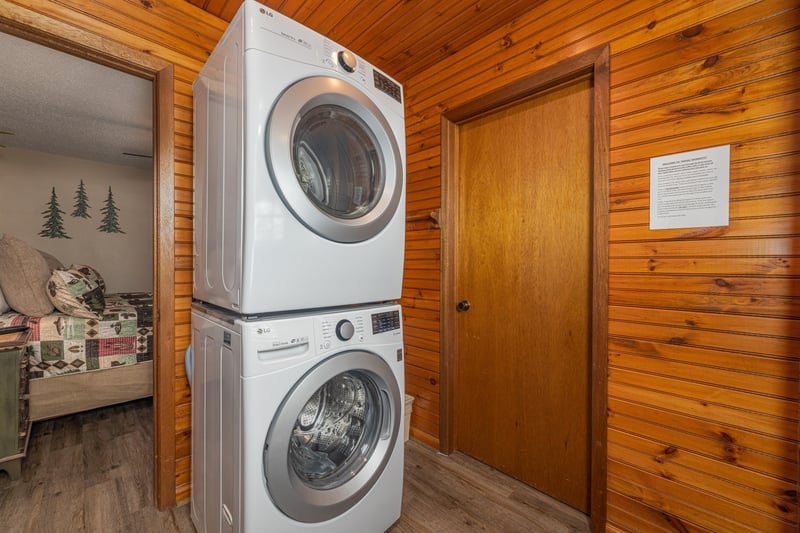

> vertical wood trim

[
  {"left": 440, "top": 44, "right": 610, "bottom": 530},
  {"left": 589, "top": 45, "right": 610, "bottom": 533},
  {"left": 0, "top": 3, "right": 177, "bottom": 510},
  {"left": 439, "top": 115, "right": 458, "bottom": 455},
  {"left": 153, "top": 64, "right": 176, "bottom": 511}
]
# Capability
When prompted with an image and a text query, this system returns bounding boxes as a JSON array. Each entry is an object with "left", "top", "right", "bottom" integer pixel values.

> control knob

[
  {"left": 336, "top": 319, "right": 355, "bottom": 341},
  {"left": 338, "top": 50, "right": 357, "bottom": 73}
]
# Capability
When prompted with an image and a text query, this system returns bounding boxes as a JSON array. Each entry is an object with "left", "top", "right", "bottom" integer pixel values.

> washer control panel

[
  {"left": 317, "top": 314, "right": 366, "bottom": 350},
  {"left": 371, "top": 310, "right": 401, "bottom": 334}
]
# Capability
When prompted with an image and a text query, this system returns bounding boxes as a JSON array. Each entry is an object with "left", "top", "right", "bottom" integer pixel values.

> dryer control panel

[{"left": 372, "top": 70, "right": 402, "bottom": 103}]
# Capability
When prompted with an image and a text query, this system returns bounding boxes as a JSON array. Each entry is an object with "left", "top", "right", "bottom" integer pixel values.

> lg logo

[{"left": 259, "top": 8, "right": 274, "bottom": 18}]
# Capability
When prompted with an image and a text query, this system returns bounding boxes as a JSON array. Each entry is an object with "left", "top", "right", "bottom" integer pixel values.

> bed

[
  {"left": 0, "top": 292, "right": 154, "bottom": 421},
  {"left": 0, "top": 235, "right": 154, "bottom": 422}
]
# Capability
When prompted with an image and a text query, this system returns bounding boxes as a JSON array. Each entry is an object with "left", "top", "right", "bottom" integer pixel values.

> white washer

[
  {"left": 190, "top": 302, "right": 405, "bottom": 532},
  {"left": 193, "top": 0, "right": 406, "bottom": 315}
]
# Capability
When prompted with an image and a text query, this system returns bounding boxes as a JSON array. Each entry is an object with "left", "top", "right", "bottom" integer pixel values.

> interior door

[{"left": 453, "top": 75, "right": 593, "bottom": 512}]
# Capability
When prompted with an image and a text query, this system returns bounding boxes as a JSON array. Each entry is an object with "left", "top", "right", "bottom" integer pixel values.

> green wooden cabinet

[{"left": 0, "top": 330, "right": 31, "bottom": 480}]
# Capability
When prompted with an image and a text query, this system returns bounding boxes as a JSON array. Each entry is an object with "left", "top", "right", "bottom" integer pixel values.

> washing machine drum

[
  {"left": 263, "top": 351, "right": 401, "bottom": 523},
  {"left": 267, "top": 76, "right": 403, "bottom": 244}
]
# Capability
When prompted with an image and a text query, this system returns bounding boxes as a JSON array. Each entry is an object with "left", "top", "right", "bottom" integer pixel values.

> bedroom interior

[{"left": 0, "top": 32, "right": 157, "bottom": 473}]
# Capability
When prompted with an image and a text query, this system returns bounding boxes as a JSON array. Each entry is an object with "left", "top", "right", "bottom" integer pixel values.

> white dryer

[
  {"left": 190, "top": 302, "right": 405, "bottom": 532},
  {"left": 193, "top": 0, "right": 406, "bottom": 315}
]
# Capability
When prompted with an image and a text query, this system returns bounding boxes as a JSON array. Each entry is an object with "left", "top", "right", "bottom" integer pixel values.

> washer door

[
  {"left": 266, "top": 76, "right": 403, "bottom": 243},
  {"left": 263, "top": 350, "right": 401, "bottom": 523}
]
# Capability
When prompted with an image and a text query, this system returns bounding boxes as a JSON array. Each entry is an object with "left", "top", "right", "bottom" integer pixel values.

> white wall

[{"left": 0, "top": 147, "right": 153, "bottom": 292}]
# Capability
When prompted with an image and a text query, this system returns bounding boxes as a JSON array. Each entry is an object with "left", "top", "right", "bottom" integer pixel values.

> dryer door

[
  {"left": 266, "top": 76, "right": 403, "bottom": 243},
  {"left": 263, "top": 350, "right": 401, "bottom": 523}
]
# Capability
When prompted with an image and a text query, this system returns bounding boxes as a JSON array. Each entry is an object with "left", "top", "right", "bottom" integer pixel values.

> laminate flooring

[{"left": 0, "top": 399, "right": 589, "bottom": 532}]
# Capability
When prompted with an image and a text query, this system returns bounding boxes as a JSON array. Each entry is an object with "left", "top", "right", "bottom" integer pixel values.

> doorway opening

[
  {"left": 440, "top": 46, "right": 609, "bottom": 532},
  {"left": 0, "top": 12, "right": 176, "bottom": 509}
]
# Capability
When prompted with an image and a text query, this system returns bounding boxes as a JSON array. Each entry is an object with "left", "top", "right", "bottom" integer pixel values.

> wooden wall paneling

[
  {"left": 609, "top": 379, "right": 795, "bottom": 445},
  {"left": 610, "top": 257, "right": 799, "bottom": 277},
  {"left": 609, "top": 338, "right": 800, "bottom": 386},
  {"left": 611, "top": 114, "right": 799, "bottom": 165},
  {"left": 610, "top": 369, "right": 797, "bottom": 431},
  {"left": 610, "top": 428, "right": 797, "bottom": 517},
  {"left": 610, "top": 290, "right": 800, "bottom": 322},
  {"left": 611, "top": 43, "right": 800, "bottom": 118},
  {"left": 608, "top": 395, "right": 799, "bottom": 465},
  {"left": 404, "top": 0, "right": 799, "bottom": 530},
  {"left": 408, "top": 0, "right": 758, "bottom": 120},
  {"left": 612, "top": 171, "right": 800, "bottom": 212},
  {"left": 609, "top": 402, "right": 798, "bottom": 482},
  {"left": 608, "top": 460, "right": 787, "bottom": 532},
  {"left": 609, "top": 305, "right": 799, "bottom": 338},
  {"left": 610, "top": 134, "right": 800, "bottom": 191},
  {"left": 609, "top": 0, "right": 796, "bottom": 80},
  {"left": 606, "top": 491, "right": 681, "bottom": 533}
]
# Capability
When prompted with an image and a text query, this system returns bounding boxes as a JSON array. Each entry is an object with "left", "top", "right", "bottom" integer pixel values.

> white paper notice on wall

[{"left": 649, "top": 144, "right": 730, "bottom": 230}]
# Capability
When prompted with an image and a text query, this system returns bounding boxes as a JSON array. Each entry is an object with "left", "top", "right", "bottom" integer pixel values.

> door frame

[
  {"left": 0, "top": 6, "right": 177, "bottom": 509},
  {"left": 440, "top": 45, "right": 609, "bottom": 530}
]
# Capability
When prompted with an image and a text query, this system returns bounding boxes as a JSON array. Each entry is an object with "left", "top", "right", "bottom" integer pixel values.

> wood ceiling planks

[{"left": 183, "top": 0, "right": 543, "bottom": 82}]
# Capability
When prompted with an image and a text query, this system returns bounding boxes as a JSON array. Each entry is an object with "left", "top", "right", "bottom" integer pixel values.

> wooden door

[{"left": 453, "top": 75, "right": 593, "bottom": 512}]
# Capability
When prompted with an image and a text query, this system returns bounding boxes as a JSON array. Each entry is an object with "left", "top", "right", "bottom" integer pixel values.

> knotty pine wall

[
  {"left": 402, "top": 0, "right": 799, "bottom": 531},
  {"left": 2, "top": 0, "right": 223, "bottom": 504}
]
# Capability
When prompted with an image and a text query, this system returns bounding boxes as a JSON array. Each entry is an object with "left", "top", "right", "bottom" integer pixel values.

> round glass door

[
  {"left": 263, "top": 351, "right": 401, "bottom": 523},
  {"left": 294, "top": 105, "right": 382, "bottom": 220},
  {"left": 267, "top": 76, "right": 403, "bottom": 243}
]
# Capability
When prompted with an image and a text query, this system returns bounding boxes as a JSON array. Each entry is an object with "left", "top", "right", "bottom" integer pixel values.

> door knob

[{"left": 456, "top": 300, "right": 471, "bottom": 312}]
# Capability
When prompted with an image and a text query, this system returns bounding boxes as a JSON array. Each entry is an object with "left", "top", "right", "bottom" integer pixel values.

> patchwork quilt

[{"left": 0, "top": 292, "right": 153, "bottom": 379}]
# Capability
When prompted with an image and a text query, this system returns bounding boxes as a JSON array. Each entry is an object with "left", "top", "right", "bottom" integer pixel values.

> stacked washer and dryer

[{"left": 189, "top": 2, "right": 407, "bottom": 532}]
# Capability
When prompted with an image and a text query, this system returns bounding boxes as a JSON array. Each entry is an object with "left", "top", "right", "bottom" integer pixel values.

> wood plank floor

[{"left": 0, "top": 399, "right": 589, "bottom": 532}]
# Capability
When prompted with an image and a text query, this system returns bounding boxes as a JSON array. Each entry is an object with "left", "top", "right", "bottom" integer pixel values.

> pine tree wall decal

[
  {"left": 71, "top": 179, "right": 91, "bottom": 218},
  {"left": 98, "top": 186, "right": 126, "bottom": 234},
  {"left": 39, "top": 187, "right": 71, "bottom": 239}
]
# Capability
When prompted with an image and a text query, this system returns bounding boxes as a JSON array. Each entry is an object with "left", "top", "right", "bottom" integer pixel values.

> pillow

[
  {"left": 38, "top": 249, "right": 64, "bottom": 272},
  {"left": 71, "top": 264, "right": 106, "bottom": 294},
  {"left": 0, "top": 235, "right": 54, "bottom": 316},
  {"left": 47, "top": 267, "right": 106, "bottom": 319},
  {"left": 0, "top": 286, "right": 9, "bottom": 314}
]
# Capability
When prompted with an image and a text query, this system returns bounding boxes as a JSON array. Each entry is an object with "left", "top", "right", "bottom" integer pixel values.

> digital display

[
  {"left": 373, "top": 71, "right": 402, "bottom": 103},
  {"left": 371, "top": 310, "right": 401, "bottom": 334}
]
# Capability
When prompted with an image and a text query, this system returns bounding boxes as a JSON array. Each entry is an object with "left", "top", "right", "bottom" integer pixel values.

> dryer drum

[{"left": 292, "top": 104, "right": 381, "bottom": 220}]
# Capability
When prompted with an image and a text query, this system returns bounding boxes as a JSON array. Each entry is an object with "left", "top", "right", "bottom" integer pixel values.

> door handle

[{"left": 456, "top": 300, "right": 471, "bottom": 312}]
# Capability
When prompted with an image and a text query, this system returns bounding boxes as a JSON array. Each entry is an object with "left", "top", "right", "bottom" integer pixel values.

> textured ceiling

[
  {"left": 185, "top": 0, "right": 542, "bottom": 82},
  {"left": 0, "top": 31, "right": 153, "bottom": 169}
]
